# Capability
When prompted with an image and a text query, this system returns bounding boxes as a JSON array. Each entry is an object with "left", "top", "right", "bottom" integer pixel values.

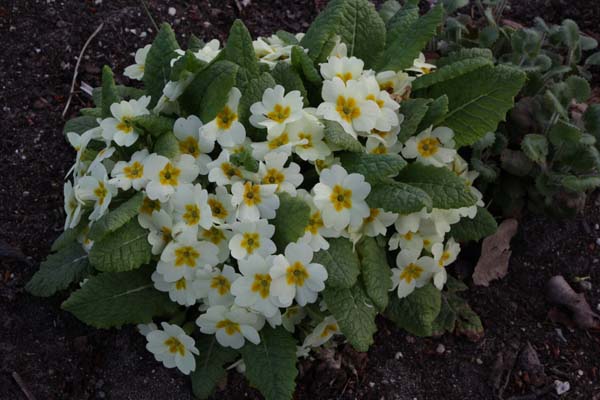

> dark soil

[{"left": 1, "top": 1, "right": 599, "bottom": 399}]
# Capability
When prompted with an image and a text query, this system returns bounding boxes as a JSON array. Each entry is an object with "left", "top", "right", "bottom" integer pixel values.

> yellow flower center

[
  {"left": 364, "top": 208, "right": 380, "bottom": 223},
  {"left": 175, "top": 278, "right": 187, "bottom": 290},
  {"left": 116, "top": 117, "right": 133, "bottom": 134},
  {"left": 178, "top": 137, "right": 200, "bottom": 158},
  {"left": 371, "top": 143, "right": 388, "bottom": 154},
  {"left": 159, "top": 162, "right": 181, "bottom": 186},
  {"left": 336, "top": 96, "right": 361, "bottom": 122},
  {"left": 268, "top": 132, "right": 289, "bottom": 150},
  {"left": 94, "top": 182, "right": 108, "bottom": 205},
  {"left": 329, "top": 185, "right": 352, "bottom": 212},
  {"left": 417, "top": 137, "right": 440, "bottom": 157},
  {"left": 399, "top": 263, "right": 423, "bottom": 283},
  {"left": 221, "top": 162, "right": 241, "bottom": 179},
  {"left": 421, "top": 66, "right": 432, "bottom": 75},
  {"left": 203, "top": 227, "right": 225, "bottom": 245},
  {"left": 251, "top": 273, "right": 272, "bottom": 299},
  {"left": 210, "top": 275, "right": 231, "bottom": 296},
  {"left": 286, "top": 261, "right": 309, "bottom": 286},
  {"left": 380, "top": 81, "right": 394, "bottom": 93},
  {"left": 336, "top": 72, "right": 353, "bottom": 82},
  {"left": 140, "top": 197, "right": 161, "bottom": 215},
  {"left": 241, "top": 232, "right": 260, "bottom": 254},
  {"left": 262, "top": 168, "right": 285, "bottom": 187},
  {"left": 208, "top": 198, "right": 228, "bottom": 220},
  {"left": 174, "top": 246, "right": 200, "bottom": 267},
  {"left": 242, "top": 182, "right": 262, "bottom": 206},
  {"left": 216, "top": 105, "right": 238, "bottom": 130},
  {"left": 366, "top": 94, "right": 385, "bottom": 108},
  {"left": 124, "top": 161, "right": 144, "bottom": 179},
  {"left": 164, "top": 337, "right": 185, "bottom": 356},
  {"left": 216, "top": 319, "right": 241, "bottom": 335},
  {"left": 403, "top": 232, "right": 413, "bottom": 241},
  {"left": 182, "top": 204, "right": 201, "bottom": 226},
  {"left": 438, "top": 251, "right": 451, "bottom": 267},
  {"left": 267, "top": 103, "right": 291, "bottom": 123},
  {"left": 306, "top": 211, "right": 324, "bottom": 234},
  {"left": 298, "top": 132, "right": 313, "bottom": 149},
  {"left": 320, "top": 323, "right": 339, "bottom": 338}
]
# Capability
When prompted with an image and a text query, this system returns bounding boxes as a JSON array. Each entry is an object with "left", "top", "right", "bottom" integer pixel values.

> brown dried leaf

[
  {"left": 473, "top": 219, "right": 518, "bottom": 286},
  {"left": 546, "top": 275, "right": 600, "bottom": 330}
]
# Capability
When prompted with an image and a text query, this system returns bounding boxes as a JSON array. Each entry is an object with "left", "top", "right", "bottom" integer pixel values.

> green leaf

[
  {"left": 239, "top": 73, "right": 277, "bottom": 141},
  {"left": 431, "top": 295, "right": 457, "bottom": 336},
  {"left": 585, "top": 52, "right": 600, "bottom": 66},
  {"left": 180, "top": 60, "right": 239, "bottom": 122},
  {"left": 276, "top": 30, "right": 300, "bottom": 45},
  {"left": 239, "top": 327, "right": 298, "bottom": 400},
  {"left": 378, "top": 0, "right": 401, "bottom": 24},
  {"left": 132, "top": 114, "right": 175, "bottom": 138},
  {"left": 187, "top": 34, "right": 205, "bottom": 52},
  {"left": 560, "top": 175, "right": 600, "bottom": 192},
  {"left": 436, "top": 48, "right": 494, "bottom": 68},
  {"left": 61, "top": 266, "right": 176, "bottom": 328},
  {"left": 323, "top": 283, "right": 378, "bottom": 351},
  {"left": 561, "top": 19, "right": 580, "bottom": 49},
  {"left": 412, "top": 58, "right": 492, "bottom": 91},
  {"left": 154, "top": 130, "right": 180, "bottom": 158},
  {"left": 449, "top": 207, "right": 498, "bottom": 242},
  {"left": 356, "top": 237, "right": 392, "bottom": 311},
  {"left": 88, "top": 192, "right": 144, "bottom": 241},
  {"left": 291, "top": 46, "right": 322, "bottom": 86},
  {"left": 418, "top": 95, "right": 449, "bottom": 132},
  {"left": 63, "top": 116, "right": 98, "bottom": 135},
  {"left": 549, "top": 120, "right": 582, "bottom": 148},
  {"left": 214, "top": 19, "right": 260, "bottom": 86},
  {"left": 584, "top": 104, "right": 600, "bottom": 138},
  {"left": 300, "top": 0, "right": 386, "bottom": 68},
  {"left": 101, "top": 66, "right": 121, "bottom": 118},
  {"left": 50, "top": 226, "right": 84, "bottom": 252},
  {"left": 93, "top": 85, "right": 146, "bottom": 107},
  {"left": 313, "top": 237, "right": 360, "bottom": 288},
  {"left": 322, "top": 120, "right": 363, "bottom": 152},
  {"left": 170, "top": 50, "right": 206, "bottom": 81},
  {"left": 230, "top": 147, "right": 259, "bottom": 173},
  {"left": 143, "top": 23, "right": 180, "bottom": 108},
  {"left": 89, "top": 219, "right": 151, "bottom": 272},
  {"left": 271, "top": 63, "right": 308, "bottom": 105},
  {"left": 398, "top": 98, "right": 431, "bottom": 142},
  {"left": 339, "top": 152, "right": 406, "bottom": 183},
  {"left": 271, "top": 193, "right": 311, "bottom": 252},
  {"left": 501, "top": 149, "right": 533, "bottom": 177},
  {"left": 396, "top": 163, "right": 477, "bottom": 209},
  {"left": 423, "top": 65, "right": 526, "bottom": 147},
  {"left": 367, "top": 180, "right": 432, "bottom": 214},
  {"left": 566, "top": 75, "right": 591, "bottom": 103},
  {"left": 80, "top": 107, "right": 103, "bottom": 118},
  {"left": 447, "top": 292, "right": 484, "bottom": 341},
  {"left": 26, "top": 242, "right": 91, "bottom": 297},
  {"left": 386, "top": 283, "right": 441, "bottom": 337},
  {"left": 521, "top": 134, "right": 549, "bottom": 164},
  {"left": 191, "top": 336, "right": 238, "bottom": 399},
  {"left": 377, "top": 5, "right": 443, "bottom": 71}
]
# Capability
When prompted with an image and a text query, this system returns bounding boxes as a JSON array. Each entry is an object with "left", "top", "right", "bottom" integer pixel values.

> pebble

[
  {"left": 595, "top": 238, "right": 600, "bottom": 246},
  {"left": 168, "top": 7, "right": 177, "bottom": 16},
  {"left": 436, "top": 344, "right": 445, "bottom": 354},
  {"left": 595, "top": 224, "right": 599, "bottom": 230},
  {"left": 394, "top": 352, "right": 403, "bottom": 360},
  {"left": 554, "top": 380, "right": 570, "bottom": 395},
  {"left": 577, "top": 370, "right": 584, "bottom": 377},
  {"left": 579, "top": 281, "right": 592, "bottom": 291},
  {"left": 476, "top": 358, "right": 483, "bottom": 365},
  {"left": 369, "top": 382, "right": 375, "bottom": 388}
]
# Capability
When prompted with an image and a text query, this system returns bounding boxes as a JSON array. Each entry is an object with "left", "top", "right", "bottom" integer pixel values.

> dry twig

[{"left": 12, "top": 371, "right": 36, "bottom": 400}]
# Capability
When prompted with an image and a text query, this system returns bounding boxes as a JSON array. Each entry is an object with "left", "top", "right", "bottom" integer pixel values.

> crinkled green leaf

[
  {"left": 398, "top": 98, "right": 431, "bottom": 142},
  {"left": 565, "top": 75, "right": 591, "bottom": 102},
  {"left": 339, "top": 152, "right": 406, "bottom": 183},
  {"left": 431, "top": 295, "right": 457, "bottom": 336},
  {"left": 585, "top": 51, "right": 600, "bottom": 66},
  {"left": 26, "top": 241, "right": 91, "bottom": 297},
  {"left": 239, "top": 326, "right": 298, "bottom": 400},
  {"left": 92, "top": 85, "right": 146, "bottom": 108},
  {"left": 191, "top": 336, "right": 239, "bottom": 399},
  {"left": 271, "top": 62, "right": 308, "bottom": 106},
  {"left": 367, "top": 180, "right": 432, "bottom": 214},
  {"left": 230, "top": 147, "right": 259, "bottom": 173},
  {"left": 187, "top": 34, "right": 204, "bottom": 52},
  {"left": 132, "top": 114, "right": 175, "bottom": 138},
  {"left": 323, "top": 283, "right": 378, "bottom": 351},
  {"left": 61, "top": 266, "right": 176, "bottom": 329},
  {"left": 447, "top": 292, "right": 484, "bottom": 341},
  {"left": 154, "top": 130, "right": 180, "bottom": 158},
  {"left": 170, "top": 50, "right": 206, "bottom": 81},
  {"left": 239, "top": 72, "right": 277, "bottom": 142},
  {"left": 314, "top": 237, "right": 360, "bottom": 288},
  {"left": 63, "top": 116, "right": 98, "bottom": 135},
  {"left": 560, "top": 175, "right": 600, "bottom": 192},
  {"left": 377, "top": 5, "right": 443, "bottom": 71},
  {"left": 276, "top": 30, "right": 300, "bottom": 45},
  {"left": 291, "top": 46, "right": 322, "bottom": 86},
  {"left": 143, "top": 23, "right": 180, "bottom": 108},
  {"left": 378, "top": 0, "right": 401, "bottom": 24},
  {"left": 89, "top": 219, "right": 151, "bottom": 272},
  {"left": 88, "top": 192, "right": 144, "bottom": 241},
  {"left": 424, "top": 65, "right": 526, "bottom": 147},
  {"left": 101, "top": 66, "right": 121, "bottom": 118},
  {"left": 300, "top": 0, "right": 386, "bottom": 68},
  {"left": 436, "top": 48, "right": 494, "bottom": 68},
  {"left": 521, "top": 134, "right": 549, "bottom": 164},
  {"left": 396, "top": 163, "right": 477, "bottom": 209},
  {"left": 271, "top": 193, "right": 311, "bottom": 252},
  {"left": 412, "top": 58, "right": 493, "bottom": 91},
  {"left": 386, "top": 283, "right": 441, "bottom": 337},
  {"left": 449, "top": 207, "right": 498, "bottom": 242},
  {"left": 418, "top": 95, "right": 449, "bottom": 132},
  {"left": 356, "top": 237, "right": 392, "bottom": 311},
  {"left": 214, "top": 19, "right": 260, "bottom": 87},
  {"left": 549, "top": 120, "right": 582, "bottom": 148},
  {"left": 322, "top": 120, "right": 363, "bottom": 152}
]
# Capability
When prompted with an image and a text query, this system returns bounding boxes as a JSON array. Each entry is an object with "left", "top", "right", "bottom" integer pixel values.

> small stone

[
  {"left": 436, "top": 344, "right": 445, "bottom": 354},
  {"left": 369, "top": 382, "right": 375, "bottom": 388},
  {"left": 596, "top": 238, "right": 600, "bottom": 246},
  {"left": 476, "top": 358, "right": 483, "bottom": 365},
  {"left": 577, "top": 370, "right": 584, "bottom": 377},
  {"left": 579, "top": 281, "right": 592, "bottom": 291},
  {"left": 394, "top": 352, "right": 403, "bottom": 360},
  {"left": 168, "top": 7, "right": 176, "bottom": 16},
  {"left": 595, "top": 224, "right": 599, "bottom": 230},
  {"left": 554, "top": 380, "right": 570, "bottom": 395}
]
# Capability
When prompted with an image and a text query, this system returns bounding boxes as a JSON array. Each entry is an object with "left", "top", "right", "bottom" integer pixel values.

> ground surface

[{"left": 1, "top": 0, "right": 599, "bottom": 399}]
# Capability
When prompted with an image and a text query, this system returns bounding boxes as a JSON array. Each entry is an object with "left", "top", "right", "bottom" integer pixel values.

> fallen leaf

[
  {"left": 519, "top": 342, "right": 547, "bottom": 387},
  {"left": 546, "top": 275, "right": 600, "bottom": 330},
  {"left": 473, "top": 219, "right": 519, "bottom": 286}
]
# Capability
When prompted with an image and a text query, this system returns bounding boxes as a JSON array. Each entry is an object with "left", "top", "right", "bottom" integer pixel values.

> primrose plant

[{"left": 28, "top": 1, "right": 519, "bottom": 398}]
